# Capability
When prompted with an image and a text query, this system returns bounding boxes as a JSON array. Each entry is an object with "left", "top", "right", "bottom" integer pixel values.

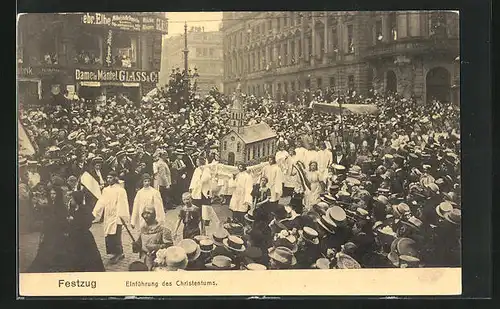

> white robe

[
  {"left": 229, "top": 172, "right": 254, "bottom": 213},
  {"left": 92, "top": 184, "right": 130, "bottom": 236},
  {"left": 131, "top": 186, "right": 165, "bottom": 229},
  {"left": 261, "top": 164, "right": 284, "bottom": 202},
  {"left": 189, "top": 166, "right": 212, "bottom": 200},
  {"left": 275, "top": 150, "right": 290, "bottom": 172},
  {"left": 295, "top": 147, "right": 307, "bottom": 164}
]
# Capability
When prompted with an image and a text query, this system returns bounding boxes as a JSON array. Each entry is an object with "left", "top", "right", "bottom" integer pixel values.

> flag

[
  {"left": 80, "top": 171, "right": 102, "bottom": 199},
  {"left": 18, "top": 120, "right": 36, "bottom": 156}
]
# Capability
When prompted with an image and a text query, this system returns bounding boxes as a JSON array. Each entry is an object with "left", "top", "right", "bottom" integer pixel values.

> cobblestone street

[{"left": 19, "top": 203, "right": 232, "bottom": 272}]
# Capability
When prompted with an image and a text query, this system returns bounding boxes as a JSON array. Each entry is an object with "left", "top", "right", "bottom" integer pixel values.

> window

[
  {"left": 389, "top": 12, "right": 398, "bottom": 41},
  {"left": 430, "top": 12, "right": 448, "bottom": 38},
  {"left": 347, "top": 25, "right": 354, "bottom": 53},
  {"left": 247, "top": 149, "right": 251, "bottom": 160},
  {"left": 317, "top": 77, "right": 323, "bottom": 89},
  {"left": 290, "top": 41, "right": 295, "bottom": 64},
  {"left": 330, "top": 76, "right": 335, "bottom": 88},
  {"left": 277, "top": 45, "right": 281, "bottom": 66},
  {"left": 307, "top": 37, "right": 312, "bottom": 60},
  {"left": 223, "top": 141, "right": 227, "bottom": 151},
  {"left": 348, "top": 75, "right": 355, "bottom": 94},
  {"left": 291, "top": 81, "right": 295, "bottom": 91},
  {"left": 209, "top": 48, "right": 214, "bottom": 57},
  {"left": 277, "top": 18, "right": 281, "bottom": 32},
  {"left": 237, "top": 142, "right": 241, "bottom": 153},
  {"left": 283, "top": 42, "right": 288, "bottom": 65},
  {"left": 267, "top": 142, "right": 271, "bottom": 155},
  {"left": 298, "top": 38, "right": 302, "bottom": 57},
  {"left": 375, "top": 20, "right": 383, "bottom": 44},
  {"left": 257, "top": 144, "right": 261, "bottom": 158},
  {"left": 268, "top": 20, "right": 273, "bottom": 33},
  {"left": 305, "top": 79, "right": 311, "bottom": 89}
]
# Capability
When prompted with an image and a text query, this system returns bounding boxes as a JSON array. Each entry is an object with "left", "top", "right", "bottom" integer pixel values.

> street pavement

[{"left": 19, "top": 203, "right": 232, "bottom": 272}]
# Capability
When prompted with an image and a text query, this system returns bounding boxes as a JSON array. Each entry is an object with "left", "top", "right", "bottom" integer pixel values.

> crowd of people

[{"left": 19, "top": 70, "right": 461, "bottom": 272}]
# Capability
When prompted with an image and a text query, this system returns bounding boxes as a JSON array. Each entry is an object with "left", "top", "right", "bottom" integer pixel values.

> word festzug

[
  {"left": 58, "top": 279, "right": 97, "bottom": 289},
  {"left": 75, "top": 69, "right": 159, "bottom": 83}
]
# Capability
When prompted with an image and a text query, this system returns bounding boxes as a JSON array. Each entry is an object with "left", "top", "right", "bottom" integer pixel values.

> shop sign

[
  {"left": 75, "top": 69, "right": 159, "bottom": 83},
  {"left": 81, "top": 13, "right": 168, "bottom": 34},
  {"left": 18, "top": 66, "right": 63, "bottom": 77}
]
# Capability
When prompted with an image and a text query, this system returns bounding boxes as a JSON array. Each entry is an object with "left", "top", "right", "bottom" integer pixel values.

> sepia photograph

[{"left": 17, "top": 11, "right": 461, "bottom": 296}]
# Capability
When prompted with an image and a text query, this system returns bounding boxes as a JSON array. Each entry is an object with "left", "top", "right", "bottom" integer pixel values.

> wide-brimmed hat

[
  {"left": 392, "top": 203, "right": 411, "bottom": 217},
  {"left": 335, "top": 252, "right": 361, "bottom": 269},
  {"left": 91, "top": 156, "right": 103, "bottom": 164},
  {"left": 164, "top": 246, "right": 189, "bottom": 271},
  {"left": 436, "top": 201, "right": 454, "bottom": 218},
  {"left": 126, "top": 148, "right": 136, "bottom": 156},
  {"left": 212, "top": 229, "right": 229, "bottom": 246},
  {"left": 244, "top": 263, "right": 267, "bottom": 270},
  {"left": 244, "top": 211, "right": 255, "bottom": 223},
  {"left": 205, "top": 255, "right": 236, "bottom": 270},
  {"left": 223, "top": 235, "right": 246, "bottom": 252},
  {"left": 373, "top": 195, "right": 390, "bottom": 205},
  {"left": 320, "top": 194, "right": 337, "bottom": 204},
  {"left": 327, "top": 206, "right": 347, "bottom": 224},
  {"left": 317, "top": 214, "right": 337, "bottom": 234},
  {"left": 268, "top": 246, "right": 297, "bottom": 266},
  {"left": 313, "top": 258, "right": 331, "bottom": 269},
  {"left": 178, "top": 239, "right": 201, "bottom": 262},
  {"left": 223, "top": 222, "right": 244, "bottom": 236},
  {"left": 174, "top": 148, "right": 185, "bottom": 155},
  {"left": 444, "top": 208, "right": 461, "bottom": 225},
  {"left": 332, "top": 164, "right": 346, "bottom": 171},
  {"left": 400, "top": 216, "right": 423, "bottom": 231},
  {"left": 301, "top": 226, "right": 320, "bottom": 245}
]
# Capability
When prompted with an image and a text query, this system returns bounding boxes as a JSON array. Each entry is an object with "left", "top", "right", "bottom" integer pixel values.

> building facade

[
  {"left": 160, "top": 27, "right": 223, "bottom": 96},
  {"left": 222, "top": 11, "right": 459, "bottom": 104},
  {"left": 17, "top": 13, "right": 168, "bottom": 105}
]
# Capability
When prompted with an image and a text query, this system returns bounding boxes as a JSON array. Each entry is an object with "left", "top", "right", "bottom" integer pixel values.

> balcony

[{"left": 363, "top": 37, "right": 459, "bottom": 60}]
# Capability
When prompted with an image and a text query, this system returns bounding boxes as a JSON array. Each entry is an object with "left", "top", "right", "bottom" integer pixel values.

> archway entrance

[
  {"left": 228, "top": 152, "right": 235, "bottom": 166},
  {"left": 386, "top": 70, "right": 397, "bottom": 94},
  {"left": 426, "top": 67, "right": 451, "bottom": 103}
]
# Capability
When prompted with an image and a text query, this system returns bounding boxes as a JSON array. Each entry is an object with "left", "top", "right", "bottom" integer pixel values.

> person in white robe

[
  {"left": 229, "top": 163, "right": 254, "bottom": 224},
  {"left": 261, "top": 156, "right": 284, "bottom": 208},
  {"left": 283, "top": 149, "right": 300, "bottom": 197},
  {"left": 189, "top": 157, "right": 219, "bottom": 234},
  {"left": 92, "top": 171, "right": 130, "bottom": 264},
  {"left": 275, "top": 144, "right": 290, "bottom": 172},
  {"left": 317, "top": 143, "right": 333, "bottom": 179},
  {"left": 295, "top": 142, "right": 307, "bottom": 165},
  {"left": 131, "top": 173, "right": 165, "bottom": 230},
  {"left": 303, "top": 161, "right": 325, "bottom": 210}
]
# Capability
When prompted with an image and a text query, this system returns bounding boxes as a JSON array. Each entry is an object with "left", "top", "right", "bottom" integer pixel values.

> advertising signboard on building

[
  {"left": 75, "top": 68, "right": 159, "bottom": 84},
  {"left": 81, "top": 13, "right": 168, "bottom": 34}
]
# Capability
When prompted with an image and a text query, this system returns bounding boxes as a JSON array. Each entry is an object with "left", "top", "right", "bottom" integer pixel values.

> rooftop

[{"left": 234, "top": 122, "right": 276, "bottom": 144}]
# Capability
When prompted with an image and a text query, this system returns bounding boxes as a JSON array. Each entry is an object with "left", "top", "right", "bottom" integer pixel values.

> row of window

[
  {"left": 195, "top": 47, "right": 218, "bottom": 58},
  {"left": 222, "top": 140, "right": 276, "bottom": 160},
  {"left": 227, "top": 75, "right": 356, "bottom": 97}
]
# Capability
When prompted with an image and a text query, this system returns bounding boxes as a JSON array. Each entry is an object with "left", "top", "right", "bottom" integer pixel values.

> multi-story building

[
  {"left": 17, "top": 12, "right": 168, "bottom": 105},
  {"left": 160, "top": 27, "right": 223, "bottom": 95},
  {"left": 222, "top": 11, "right": 459, "bottom": 104}
]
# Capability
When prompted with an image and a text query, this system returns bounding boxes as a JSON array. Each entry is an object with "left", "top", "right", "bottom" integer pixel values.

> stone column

[{"left": 300, "top": 16, "right": 306, "bottom": 63}]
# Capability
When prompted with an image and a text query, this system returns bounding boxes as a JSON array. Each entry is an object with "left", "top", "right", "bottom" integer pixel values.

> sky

[{"left": 165, "top": 12, "right": 223, "bottom": 37}]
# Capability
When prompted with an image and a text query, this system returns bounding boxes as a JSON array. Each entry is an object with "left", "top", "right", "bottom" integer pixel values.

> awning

[{"left": 79, "top": 81, "right": 141, "bottom": 87}]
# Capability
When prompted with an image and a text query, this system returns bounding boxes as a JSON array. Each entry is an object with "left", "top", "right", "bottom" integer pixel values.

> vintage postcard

[{"left": 17, "top": 11, "right": 461, "bottom": 296}]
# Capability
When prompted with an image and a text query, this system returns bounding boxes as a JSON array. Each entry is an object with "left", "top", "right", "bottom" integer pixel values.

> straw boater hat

[
  {"left": 163, "top": 246, "right": 189, "bottom": 271},
  {"left": 178, "top": 239, "right": 201, "bottom": 262},
  {"left": 326, "top": 206, "right": 347, "bottom": 225},
  {"left": 199, "top": 239, "right": 215, "bottom": 253},
  {"left": 436, "top": 201, "right": 454, "bottom": 219},
  {"left": 223, "top": 235, "right": 246, "bottom": 252},
  {"left": 273, "top": 235, "right": 298, "bottom": 253},
  {"left": 313, "top": 258, "right": 331, "bottom": 269},
  {"left": 300, "top": 226, "right": 320, "bottom": 245},
  {"left": 335, "top": 252, "right": 361, "bottom": 269},
  {"left": 392, "top": 203, "right": 411, "bottom": 217},
  {"left": 244, "top": 263, "right": 267, "bottom": 270},
  {"left": 444, "top": 208, "right": 461, "bottom": 225},
  {"left": 268, "top": 246, "right": 297, "bottom": 266},
  {"left": 320, "top": 194, "right": 337, "bottom": 204},
  {"left": 223, "top": 223, "right": 244, "bottom": 236},
  {"left": 316, "top": 212, "right": 337, "bottom": 234},
  {"left": 205, "top": 255, "right": 236, "bottom": 270}
]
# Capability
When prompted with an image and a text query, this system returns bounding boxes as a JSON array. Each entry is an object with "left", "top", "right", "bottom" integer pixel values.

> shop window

[{"left": 347, "top": 25, "right": 354, "bottom": 53}]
